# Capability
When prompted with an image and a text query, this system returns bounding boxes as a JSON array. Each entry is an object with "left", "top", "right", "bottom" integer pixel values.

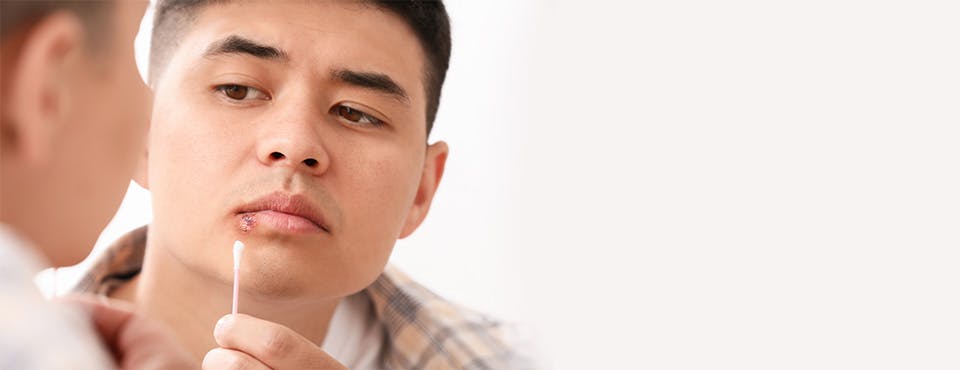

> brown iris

[
  {"left": 222, "top": 85, "right": 249, "bottom": 100},
  {"left": 337, "top": 106, "right": 364, "bottom": 122}
]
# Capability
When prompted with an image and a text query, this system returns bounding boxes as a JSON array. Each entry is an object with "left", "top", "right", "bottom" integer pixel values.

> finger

[
  {"left": 61, "top": 295, "right": 137, "bottom": 352},
  {"left": 64, "top": 295, "right": 197, "bottom": 369},
  {"left": 203, "top": 348, "right": 272, "bottom": 370},
  {"left": 213, "top": 314, "right": 345, "bottom": 369}
]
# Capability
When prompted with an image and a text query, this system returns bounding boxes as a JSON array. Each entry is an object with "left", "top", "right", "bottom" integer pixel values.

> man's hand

[
  {"left": 203, "top": 314, "right": 347, "bottom": 370},
  {"left": 67, "top": 296, "right": 198, "bottom": 369}
]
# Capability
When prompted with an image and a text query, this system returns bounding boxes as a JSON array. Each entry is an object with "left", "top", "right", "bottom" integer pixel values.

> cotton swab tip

[{"left": 233, "top": 240, "right": 244, "bottom": 269}]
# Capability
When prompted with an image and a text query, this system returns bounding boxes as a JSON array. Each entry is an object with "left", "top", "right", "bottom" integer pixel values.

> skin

[
  {"left": 1, "top": 1, "right": 195, "bottom": 368},
  {"left": 0, "top": 0, "right": 151, "bottom": 267},
  {"left": 111, "top": 2, "right": 449, "bottom": 367}
]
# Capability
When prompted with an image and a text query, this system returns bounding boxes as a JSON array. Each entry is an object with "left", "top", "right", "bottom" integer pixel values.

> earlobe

[
  {"left": 398, "top": 141, "right": 449, "bottom": 239},
  {"left": 2, "top": 12, "right": 84, "bottom": 164}
]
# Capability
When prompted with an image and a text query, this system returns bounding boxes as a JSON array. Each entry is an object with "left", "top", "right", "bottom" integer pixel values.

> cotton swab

[{"left": 232, "top": 240, "right": 245, "bottom": 315}]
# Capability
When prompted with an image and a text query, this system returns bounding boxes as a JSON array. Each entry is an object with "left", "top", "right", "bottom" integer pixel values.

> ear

[
  {"left": 1, "top": 12, "right": 84, "bottom": 164},
  {"left": 398, "top": 141, "right": 449, "bottom": 238}
]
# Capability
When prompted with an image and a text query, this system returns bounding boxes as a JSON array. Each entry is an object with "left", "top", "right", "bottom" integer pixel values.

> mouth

[{"left": 234, "top": 192, "right": 330, "bottom": 234}]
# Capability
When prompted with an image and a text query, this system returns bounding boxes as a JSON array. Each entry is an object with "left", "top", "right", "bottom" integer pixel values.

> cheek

[
  {"left": 112, "top": 89, "right": 150, "bottom": 171},
  {"left": 147, "top": 102, "right": 235, "bottom": 220},
  {"left": 340, "top": 152, "right": 421, "bottom": 242},
  {"left": 68, "top": 70, "right": 146, "bottom": 197},
  {"left": 331, "top": 154, "right": 421, "bottom": 290},
  {"left": 145, "top": 105, "right": 241, "bottom": 274},
  {"left": 103, "top": 32, "right": 151, "bottom": 156}
]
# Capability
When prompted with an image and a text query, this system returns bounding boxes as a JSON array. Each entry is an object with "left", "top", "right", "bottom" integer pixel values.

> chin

[
  {"left": 49, "top": 236, "right": 98, "bottom": 268},
  {"left": 239, "top": 255, "right": 334, "bottom": 299},
  {"left": 49, "top": 249, "right": 88, "bottom": 268},
  {"left": 238, "top": 258, "right": 376, "bottom": 300},
  {"left": 241, "top": 269, "right": 309, "bottom": 298}
]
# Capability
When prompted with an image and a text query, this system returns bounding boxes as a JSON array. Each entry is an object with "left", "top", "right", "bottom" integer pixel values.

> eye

[
  {"left": 332, "top": 105, "right": 385, "bottom": 127},
  {"left": 214, "top": 84, "right": 269, "bottom": 101}
]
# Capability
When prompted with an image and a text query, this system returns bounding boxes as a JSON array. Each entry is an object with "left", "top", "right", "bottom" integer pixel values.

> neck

[{"left": 112, "top": 238, "right": 341, "bottom": 361}]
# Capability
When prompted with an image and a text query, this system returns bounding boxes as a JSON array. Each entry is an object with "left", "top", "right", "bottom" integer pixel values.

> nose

[{"left": 257, "top": 127, "right": 329, "bottom": 176}]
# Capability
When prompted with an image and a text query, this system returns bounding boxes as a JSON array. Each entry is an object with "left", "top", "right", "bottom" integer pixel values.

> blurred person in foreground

[{"left": 1, "top": 1, "right": 194, "bottom": 368}]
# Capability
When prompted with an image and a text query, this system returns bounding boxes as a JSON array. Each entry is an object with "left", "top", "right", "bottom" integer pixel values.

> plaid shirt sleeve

[
  {"left": 70, "top": 226, "right": 534, "bottom": 369},
  {"left": 368, "top": 266, "right": 533, "bottom": 369}
]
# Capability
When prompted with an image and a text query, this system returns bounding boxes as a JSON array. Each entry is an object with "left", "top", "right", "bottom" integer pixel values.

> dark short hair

[
  {"left": 150, "top": 0, "right": 451, "bottom": 134},
  {"left": 1, "top": 1, "right": 111, "bottom": 50}
]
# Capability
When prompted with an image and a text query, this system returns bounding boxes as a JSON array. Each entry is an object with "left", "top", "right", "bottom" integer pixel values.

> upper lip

[{"left": 235, "top": 192, "right": 330, "bottom": 233}]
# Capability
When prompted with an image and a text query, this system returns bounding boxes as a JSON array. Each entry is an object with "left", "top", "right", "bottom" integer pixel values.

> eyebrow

[
  {"left": 332, "top": 69, "right": 410, "bottom": 105},
  {"left": 201, "top": 36, "right": 408, "bottom": 105},
  {"left": 202, "top": 35, "right": 288, "bottom": 61}
]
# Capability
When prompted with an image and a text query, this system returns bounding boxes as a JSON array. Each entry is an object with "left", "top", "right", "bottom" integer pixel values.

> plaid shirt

[{"left": 70, "top": 226, "right": 529, "bottom": 370}]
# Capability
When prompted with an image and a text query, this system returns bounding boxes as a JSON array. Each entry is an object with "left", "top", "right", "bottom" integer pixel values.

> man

[
  {"left": 72, "top": 0, "right": 527, "bottom": 369},
  {"left": 1, "top": 0, "right": 194, "bottom": 368}
]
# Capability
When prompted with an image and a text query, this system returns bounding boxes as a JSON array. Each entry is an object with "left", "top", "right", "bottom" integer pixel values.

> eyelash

[
  {"left": 213, "top": 84, "right": 270, "bottom": 102},
  {"left": 214, "top": 84, "right": 386, "bottom": 128},
  {"left": 331, "top": 104, "right": 385, "bottom": 128}
]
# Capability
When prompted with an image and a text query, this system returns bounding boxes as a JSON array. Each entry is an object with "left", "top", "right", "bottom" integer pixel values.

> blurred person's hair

[
  {"left": 1, "top": 1, "right": 112, "bottom": 50},
  {"left": 149, "top": 0, "right": 451, "bottom": 133}
]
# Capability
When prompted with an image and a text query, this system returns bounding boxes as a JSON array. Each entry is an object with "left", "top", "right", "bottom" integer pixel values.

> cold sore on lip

[{"left": 240, "top": 213, "right": 256, "bottom": 233}]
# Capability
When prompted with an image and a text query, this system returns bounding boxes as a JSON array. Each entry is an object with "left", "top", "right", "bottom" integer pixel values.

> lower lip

[{"left": 237, "top": 210, "right": 324, "bottom": 234}]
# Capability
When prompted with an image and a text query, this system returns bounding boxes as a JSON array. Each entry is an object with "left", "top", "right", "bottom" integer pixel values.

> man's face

[{"left": 145, "top": 2, "right": 440, "bottom": 297}]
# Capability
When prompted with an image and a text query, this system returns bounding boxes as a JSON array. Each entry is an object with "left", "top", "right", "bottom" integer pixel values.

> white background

[{"left": 48, "top": 1, "right": 960, "bottom": 369}]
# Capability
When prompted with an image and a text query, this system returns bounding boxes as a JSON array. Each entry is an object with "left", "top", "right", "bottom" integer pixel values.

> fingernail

[{"left": 214, "top": 314, "right": 232, "bottom": 338}]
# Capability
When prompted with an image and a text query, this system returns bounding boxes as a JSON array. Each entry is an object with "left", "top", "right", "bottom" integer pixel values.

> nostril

[
  {"left": 303, "top": 158, "right": 318, "bottom": 167},
  {"left": 270, "top": 152, "right": 285, "bottom": 160}
]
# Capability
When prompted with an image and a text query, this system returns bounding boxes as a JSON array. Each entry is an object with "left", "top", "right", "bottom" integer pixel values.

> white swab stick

[{"left": 232, "top": 240, "right": 245, "bottom": 315}]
